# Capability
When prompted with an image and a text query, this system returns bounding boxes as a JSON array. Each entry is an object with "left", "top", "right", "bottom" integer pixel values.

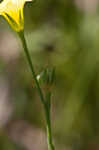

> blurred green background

[{"left": 0, "top": 0, "right": 99, "bottom": 150}]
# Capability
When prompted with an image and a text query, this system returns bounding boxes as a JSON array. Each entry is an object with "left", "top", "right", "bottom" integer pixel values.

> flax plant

[{"left": 0, "top": 0, "right": 55, "bottom": 150}]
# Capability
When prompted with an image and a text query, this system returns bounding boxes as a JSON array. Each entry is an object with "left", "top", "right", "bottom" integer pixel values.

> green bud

[{"left": 37, "top": 67, "right": 55, "bottom": 86}]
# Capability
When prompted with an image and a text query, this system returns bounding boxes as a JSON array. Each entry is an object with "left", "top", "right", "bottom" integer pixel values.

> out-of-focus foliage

[
  {"left": 0, "top": 0, "right": 99, "bottom": 150},
  {"left": 0, "top": 133, "right": 26, "bottom": 150}
]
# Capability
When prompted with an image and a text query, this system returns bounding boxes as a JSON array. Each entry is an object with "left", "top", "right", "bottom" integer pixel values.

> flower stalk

[
  {"left": 0, "top": 0, "right": 55, "bottom": 149},
  {"left": 18, "top": 31, "right": 55, "bottom": 150}
]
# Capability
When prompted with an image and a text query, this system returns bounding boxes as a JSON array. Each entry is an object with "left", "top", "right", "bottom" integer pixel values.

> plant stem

[
  {"left": 18, "top": 31, "right": 45, "bottom": 106},
  {"left": 18, "top": 31, "right": 55, "bottom": 150},
  {"left": 45, "top": 107, "right": 55, "bottom": 150}
]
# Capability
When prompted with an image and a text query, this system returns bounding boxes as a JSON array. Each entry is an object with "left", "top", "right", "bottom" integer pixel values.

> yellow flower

[{"left": 0, "top": 0, "right": 32, "bottom": 32}]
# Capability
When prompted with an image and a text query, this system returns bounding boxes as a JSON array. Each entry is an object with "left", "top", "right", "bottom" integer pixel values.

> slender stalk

[
  {"left": 45, "top": 107, "right": 55, "bottom": 150},
  {"left": 18, "top": 31, "right": 45, "bottom": 106},
  {"left": 18, "top": 31, "right": 55, "bottom": 150}
]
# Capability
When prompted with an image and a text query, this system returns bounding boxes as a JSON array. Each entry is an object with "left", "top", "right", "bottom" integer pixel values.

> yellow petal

[{"left": 0, "top": 0, "right": 32, "bottom": 32}]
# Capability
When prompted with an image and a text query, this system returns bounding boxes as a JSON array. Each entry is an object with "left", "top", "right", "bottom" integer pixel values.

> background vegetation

[{"left": 0, "top": 0, "right": 99, "bottom": 150}]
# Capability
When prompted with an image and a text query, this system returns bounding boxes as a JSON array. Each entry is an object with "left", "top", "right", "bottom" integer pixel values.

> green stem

[
  {"left": 18, "top": 31, "right": 45, "bottom": 107},
  {"left": 18, "top": 31, "right": 55, "bottom": 150},
  {"left": 45, "top": 107, "right": 55, "bottom": 150}
]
